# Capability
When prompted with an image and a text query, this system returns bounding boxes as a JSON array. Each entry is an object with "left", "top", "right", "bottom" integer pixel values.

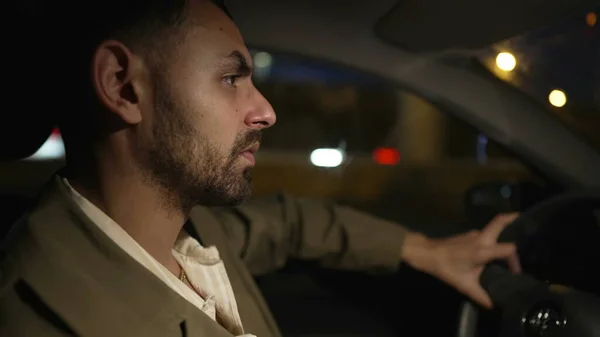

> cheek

[
  {"left": 172, "top": 69, "right": 243, "bottom": 153},
  {"left": 192, "top": 101, "right": 241, "bottom": 155}
]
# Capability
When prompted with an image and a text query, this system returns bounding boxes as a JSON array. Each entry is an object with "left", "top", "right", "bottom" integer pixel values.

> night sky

[{"left": 502, "top": 8, "right": 599, "bottom": 109}]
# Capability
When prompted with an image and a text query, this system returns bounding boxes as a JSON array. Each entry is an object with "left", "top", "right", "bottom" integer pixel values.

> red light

[
  {"left": 373, "top": 148, "right": 401, "bottom": 165},
  {"left": 51, "top": 128, "right": 61, "bottom": 136}
]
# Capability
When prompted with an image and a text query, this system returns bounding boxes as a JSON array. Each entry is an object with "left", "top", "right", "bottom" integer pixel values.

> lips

[{"left": 239, "top": 143, "right": 260, "bottom": 166}]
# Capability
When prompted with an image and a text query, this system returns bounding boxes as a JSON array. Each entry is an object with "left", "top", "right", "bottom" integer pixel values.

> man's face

[{"left": 135, "top": 0, "right": 275, "bottom": 209}]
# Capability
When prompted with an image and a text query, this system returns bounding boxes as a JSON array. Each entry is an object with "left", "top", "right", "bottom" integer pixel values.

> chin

[
  {"left": 214, "top": 192, "right": 250, "bottom": 207},
  {"left": 242, "top": 168, "right": 252, "bottom": 183},
  {"left": 204, "top": 183, "right": 252, "bottom": 207}
]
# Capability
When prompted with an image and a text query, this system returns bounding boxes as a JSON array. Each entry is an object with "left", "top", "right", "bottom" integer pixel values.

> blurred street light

[
  {"left": 310, "top": 148, "right": 344, "bottom": 168},
  {"left": 549, "top": 89, "right": 567, "bottom": 107},
  {"left": 495, "top": 52, "right": 517, "bottom": 71},
  {"left": 586, "top": 12, "right": 597, "bottom": 27}
]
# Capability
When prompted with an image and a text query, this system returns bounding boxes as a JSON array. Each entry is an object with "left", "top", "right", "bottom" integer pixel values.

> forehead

[{"left": 183, "top": 0, "right": 250, "bottom": 62}]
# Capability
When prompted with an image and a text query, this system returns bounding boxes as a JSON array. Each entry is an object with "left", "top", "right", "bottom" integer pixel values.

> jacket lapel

[
  {"left": 188, "top": 207, "right": 282, "bottom": 337},
  {"left": 11, "top": 176, "right": 233, "bottom": 337}
]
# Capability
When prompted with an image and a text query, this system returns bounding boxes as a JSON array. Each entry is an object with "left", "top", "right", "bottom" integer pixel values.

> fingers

[
  {"left": 480, "top": 213, "right": 520, "bottom": 243},
  {"left": 475, "top": 213, "right": 521, "bottom": 272},
  {"left": 507, "top": 253, "right": 522, "bottom": 274},
  {"left": 474, "top": 243, "right": 517, "bottom": 264}
]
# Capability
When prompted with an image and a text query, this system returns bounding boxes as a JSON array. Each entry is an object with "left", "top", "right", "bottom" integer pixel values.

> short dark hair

[
  {"left": 41, "top": 0, "right": 230, "bottom": 62},
  {"left": 33, "top": 0, "right": 230, "bottom": 150}
]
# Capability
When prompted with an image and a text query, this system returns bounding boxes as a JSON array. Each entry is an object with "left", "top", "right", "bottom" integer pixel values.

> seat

[
  {"left": 0, "top": 114, "right": 54, "bottom": 242},
  {"left": 0, "top": 2, "right": 58, "bottom": 242}
]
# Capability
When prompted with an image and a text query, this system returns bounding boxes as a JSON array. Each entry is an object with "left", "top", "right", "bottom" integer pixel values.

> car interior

[{"left": 3, "top": 0, "right": 600, "bottom": 336}]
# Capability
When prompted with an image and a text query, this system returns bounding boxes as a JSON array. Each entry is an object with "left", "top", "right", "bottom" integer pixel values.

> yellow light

[
  {"left": 549, "top": 89, "right": 567, "bottom": 108},
  {"left": 586, "top": 12, "right": 597, "bottom": 27},
  {"left": 495, "top": 52, "right": 517, "bottom": 71}
]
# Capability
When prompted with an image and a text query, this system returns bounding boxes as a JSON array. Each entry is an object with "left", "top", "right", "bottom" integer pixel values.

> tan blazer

[{"left": 0, "top": 176, "right": 407, "bottom": 336}]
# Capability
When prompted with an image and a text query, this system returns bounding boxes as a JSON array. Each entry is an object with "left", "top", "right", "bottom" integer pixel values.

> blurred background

[{"left": 6, "top": 9, "right": 597, "bottom": 233}]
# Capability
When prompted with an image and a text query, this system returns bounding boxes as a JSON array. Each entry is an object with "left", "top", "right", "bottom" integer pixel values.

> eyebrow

[{"left": 222, "top": 50, "right": 253, "bottom": 76}]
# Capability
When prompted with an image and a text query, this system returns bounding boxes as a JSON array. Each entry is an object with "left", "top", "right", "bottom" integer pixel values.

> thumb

[{"left": 463, "top": 285, "right": 493, "bottom": 309}]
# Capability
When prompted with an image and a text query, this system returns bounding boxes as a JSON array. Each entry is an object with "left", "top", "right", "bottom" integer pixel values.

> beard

[{"left": 135, "top": 73, "right": 261, "bottom": 212}]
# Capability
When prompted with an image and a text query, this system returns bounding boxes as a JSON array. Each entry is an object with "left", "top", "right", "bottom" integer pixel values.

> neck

[{"left": 66, "top": 148, "right": 185, "bottom": 273}]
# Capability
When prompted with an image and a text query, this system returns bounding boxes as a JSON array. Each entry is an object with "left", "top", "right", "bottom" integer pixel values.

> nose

[{"left": 244, "top": 87, "right": 276, "bottom": 130}]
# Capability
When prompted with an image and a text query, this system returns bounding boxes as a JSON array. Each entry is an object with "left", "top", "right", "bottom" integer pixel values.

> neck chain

[{"left": 179, "top": 265, "right": 188, "bottom": 284}]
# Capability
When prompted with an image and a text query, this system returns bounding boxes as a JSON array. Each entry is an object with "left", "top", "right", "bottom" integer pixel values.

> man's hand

[{"left": 402, "top": 213, "right": 521, "bottom": 309}]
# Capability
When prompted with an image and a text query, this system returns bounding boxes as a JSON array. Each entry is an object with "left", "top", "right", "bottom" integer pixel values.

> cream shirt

[{"left": 63, "top": 179, "right": 254, "bottom": 336}]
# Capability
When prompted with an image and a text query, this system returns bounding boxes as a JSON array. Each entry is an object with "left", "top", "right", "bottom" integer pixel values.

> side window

[{"left": 250, "top": 51, "right": 541, "bottom": 229}]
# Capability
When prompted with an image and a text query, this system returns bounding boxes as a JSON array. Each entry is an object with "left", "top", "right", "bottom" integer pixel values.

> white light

[
  {"left": 310, "top": 148, "right": 344, "bottom": 168},
  {"left": 495, "top": 52, "right": 517, "bottom": 72},
  {"left": 254, "top": 52, "right": 272, "bottom": 68},
  {"left": 549, "top": 89, "right": 567, "bottom": 107},
  {"left": 26, "top": 134, "right": 65, "bottom": 161}
]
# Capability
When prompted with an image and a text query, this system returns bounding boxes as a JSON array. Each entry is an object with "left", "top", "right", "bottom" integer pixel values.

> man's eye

[{"left": 223, "top": 75, "right": 240, "bottom": 87}]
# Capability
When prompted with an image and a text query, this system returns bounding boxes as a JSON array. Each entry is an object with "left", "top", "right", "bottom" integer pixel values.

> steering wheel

[{"left": 457, "top": 189, "right": 600, "bottom": 337}]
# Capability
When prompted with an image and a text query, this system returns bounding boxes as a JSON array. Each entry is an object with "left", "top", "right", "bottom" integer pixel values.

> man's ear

[{"left": 91, "top": 40, "right": 148, "bottom": 125}]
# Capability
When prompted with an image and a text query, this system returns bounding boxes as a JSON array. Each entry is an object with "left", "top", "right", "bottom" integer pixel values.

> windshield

[{"left": 478, "top": 8, "right": 599, "bottom": 149}]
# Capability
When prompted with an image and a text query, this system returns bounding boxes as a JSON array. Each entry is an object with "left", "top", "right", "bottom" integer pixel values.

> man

[{"left": 0, "top": 1, "right": 520, "bottom": 336}]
